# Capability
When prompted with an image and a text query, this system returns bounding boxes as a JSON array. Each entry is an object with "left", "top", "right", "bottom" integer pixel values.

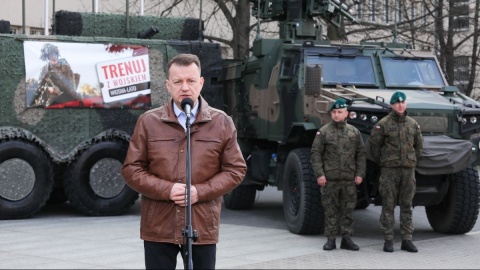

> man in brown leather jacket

[{"left": 122, "top": 53, "right": 247, "bottom": 269}]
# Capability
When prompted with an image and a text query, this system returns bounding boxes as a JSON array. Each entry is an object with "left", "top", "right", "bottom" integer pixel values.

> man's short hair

[{"left": 167, "top": 54, "right": 201, "bottom": 78}]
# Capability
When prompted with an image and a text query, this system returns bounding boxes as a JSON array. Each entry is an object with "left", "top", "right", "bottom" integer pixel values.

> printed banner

[
  {"left": 96, "top": 54, "right": 150, "bottom": 103},
  {"left": 24, "top": 41, "right": 152, "bottom": 109}
]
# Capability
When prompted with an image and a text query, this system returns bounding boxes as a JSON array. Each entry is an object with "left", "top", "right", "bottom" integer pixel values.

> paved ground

[{"left": 1, "top": 186, "right": 479, "bottom": 269}]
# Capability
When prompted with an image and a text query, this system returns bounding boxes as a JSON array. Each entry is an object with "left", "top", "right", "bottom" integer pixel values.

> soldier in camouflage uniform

[
  {"left": 31, "top": 43, "right": 81, "bottom": 107},
  {"left": 368, "top": 91, "right": 423, "bottom": 253},
  {"left": 310, "top": 98, "right": 366, "bottom": 251}
]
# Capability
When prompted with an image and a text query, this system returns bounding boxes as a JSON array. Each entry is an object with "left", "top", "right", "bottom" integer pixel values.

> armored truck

[
  {"left": 0, "top": 11, "right": 224, "bottom": 219},
  {"left": 221, "top": 0, "right": 480, "bottom": 235}
]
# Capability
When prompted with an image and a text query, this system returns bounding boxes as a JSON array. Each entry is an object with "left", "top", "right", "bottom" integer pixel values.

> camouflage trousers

[
  {"left": 321, "top": 181, "right": 357, "bottom": 238},
  {"left": 378, "top": 167, "right": 416, "bottom": 241}
]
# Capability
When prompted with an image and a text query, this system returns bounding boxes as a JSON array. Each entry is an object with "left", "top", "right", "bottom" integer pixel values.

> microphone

[{"left": 181, "top": 98, "right": 194, "bottom": 118}]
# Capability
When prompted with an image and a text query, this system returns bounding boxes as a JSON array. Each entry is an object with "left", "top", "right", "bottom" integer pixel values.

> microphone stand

[{"left": 182, "top": 114, "right": 197, "bottom": 270}]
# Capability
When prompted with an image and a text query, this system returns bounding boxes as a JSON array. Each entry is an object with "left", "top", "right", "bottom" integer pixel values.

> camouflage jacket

[
  {"left": 32, "top": 59, "right": 81, "bottom": 106},
  {"left": 310, "top": 121, "right": 366, "bottom": 181},
  {"left": 368, "top": 111, "right": 423, "bottom": 168}
]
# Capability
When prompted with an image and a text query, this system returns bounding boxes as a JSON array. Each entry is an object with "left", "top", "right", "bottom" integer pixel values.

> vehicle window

[
  {"left": 381, "top": 57, "right": 446, "bottom": 87},
  {"left": 280, "top": 56, "right": 293, "bottom": 77},
  {"left": 306, "top": 55, "right": 377, "bottom": 87}
]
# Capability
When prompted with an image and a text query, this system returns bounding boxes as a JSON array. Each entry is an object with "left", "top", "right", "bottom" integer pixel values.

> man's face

[
  {"left": 166, "top": 63, "right": 204, "bottom": 109},
  {"left": 391, "top": 101, "right": 407, "bottom": 115},
  {"left": 330, "top": 108, "right": 348, "bottom": 122},
  {"left": 48, "top": 55, "right": 58, "bottom": 65}
]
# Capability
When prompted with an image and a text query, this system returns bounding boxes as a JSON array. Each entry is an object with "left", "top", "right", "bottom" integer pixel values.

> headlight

[
  {"left": 462, "top": 118, "right": 467, "bottom": 125},
  {"left": 360, "top": 114, "right": 367, "bottom": 121},
  {"left": 371, "top": 116, "right": 378, "bottom": 123},
  {"left": 349, "top": 111, "right": 357, "bottom": 119},
  {"left": 470, "top": 116, "right": 477, "bottom": 124}
]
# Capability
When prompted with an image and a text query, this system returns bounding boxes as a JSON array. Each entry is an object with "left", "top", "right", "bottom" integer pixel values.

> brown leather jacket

[{"left": 121, "top": 96, "right": 246, "bottom": 245}]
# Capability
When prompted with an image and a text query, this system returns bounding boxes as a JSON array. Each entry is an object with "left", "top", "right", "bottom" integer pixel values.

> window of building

[
  {"left": 454, "top": 56, "right": 470, "bottom": 82},
  {"left": 30, "top": 29, "right": 44, "bottom": 35},
  {"left": 384, "top": 0, "right": 390, "bottom": 23},
  {"left": 453, "top": 16, "right": 469, "bottom": 30},
  {"left": 355, "top": 2, "right": 363, "bottom": 20},
  {"left": 369, "top": 0, "right": 376, "bottom": 22},
  {"left": 454, "top": 70, "right": 469, "bottom": 81},
  {"left": 408, "top": 1, "right": 428, "bottom": 28},
  {"left": 422, "top": 2, "right": 428, "bottom": 27},
  {"left": 452, "top": 4, "right": 469, "bottom": 30}
]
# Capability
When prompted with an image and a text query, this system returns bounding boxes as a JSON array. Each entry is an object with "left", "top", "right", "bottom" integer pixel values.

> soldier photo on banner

[
  {"left": 30, "top": 43, "right": 81, "bottom": 107},
  {"left": 23, "top": 41, "right": 152, "bottom": 109}
]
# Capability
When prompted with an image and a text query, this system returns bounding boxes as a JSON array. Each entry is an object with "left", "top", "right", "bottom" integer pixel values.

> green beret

[
  {"left": 329, "top": 98, "right": 347, "bottom": 111},
  {"left": 390, "top": 91, "right": 406, "bottom": 104}
]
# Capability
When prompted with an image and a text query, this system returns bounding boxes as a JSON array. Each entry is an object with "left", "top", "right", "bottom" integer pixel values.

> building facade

[{"left": 1, "top": 0, "right": 478, "bottom": 98}]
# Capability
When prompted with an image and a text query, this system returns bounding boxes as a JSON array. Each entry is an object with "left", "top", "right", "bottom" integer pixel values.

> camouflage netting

[
  {"left": 0, "top": 20, "right": 10, "bottom": 34},
  {"left": 164, "top": 40, "right": 224, "bottom": 110},
  {"left": 54, "top": 10, "right": 201, "bottom": 41},
  {"left": 0, "top": 33, "right": 223, "bottom": 160}
]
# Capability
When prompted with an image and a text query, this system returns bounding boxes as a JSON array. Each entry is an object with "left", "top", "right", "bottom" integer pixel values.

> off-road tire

[
  {"left": 425, "top": 166, "right": 480, "bottom": 234},
  {"left": 282, "top": 148, "right": 324, "bottom": 234},
  {"left": 63, "top": 139, "right": 139, "bottom": 216},
  {"left": 223, "top": 185, "right": 257, "bottom": 210},
  {"left": 0, "top": 140, "right": 53, "bottom": 219}
]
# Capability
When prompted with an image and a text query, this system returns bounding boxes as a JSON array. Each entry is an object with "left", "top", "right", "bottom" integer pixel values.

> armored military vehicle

[
  {"left": 0, "top": 11, "right": 224, "bottom": 219},
  {"left": 221, "top": 0, "right": 480, "bottom": 235}
]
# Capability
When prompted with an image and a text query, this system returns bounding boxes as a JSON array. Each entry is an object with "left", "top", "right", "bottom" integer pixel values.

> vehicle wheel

[
  {"left": 223, "top": 185, "right": 257, "bottom": 210},
  {"left": 426, "top": 166, "right": 480, "bottom": 234},
  {"left": 0, "top": 140, "right": 53, "bottom": 219},
  {"left": 63, "top": 139, "right": 139, "bottom": 216},
  {"left": 282, "top": 148, "right": 324, "bottom": 235}
]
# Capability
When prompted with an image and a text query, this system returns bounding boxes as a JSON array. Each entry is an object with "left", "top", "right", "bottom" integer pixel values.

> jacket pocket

[
  {"left": 148, "top": 137, "right": 175, "bottom": 151},
  {"left": 324, "top": 159, "right": 338, "bottom": 173},
  {"left": 381, "top": 146, "right": 400, "bottom": 162},
  {"left": 192, "top": 137, "right": 223, "bottom": 171},
  {"left": 406, "top": 152, "right": 417, "bottom": 167},
  {"left": 142, "top": 198, "right": 175, "bottom": 237},
  {"left": 147, "top": 137, "right": 176, "bottom": 153},
  {"left": 192, "top": 200, "right": 219, "bottom": 239}
]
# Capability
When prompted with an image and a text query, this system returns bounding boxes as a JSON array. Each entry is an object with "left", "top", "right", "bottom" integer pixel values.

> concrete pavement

[{"left": 1, "top": 186, "right": 479, "bottom": 269}]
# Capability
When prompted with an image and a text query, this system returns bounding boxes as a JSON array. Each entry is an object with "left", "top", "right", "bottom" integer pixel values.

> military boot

[
  {"left": 401, "top": 240, "right": 418, "bottom": 253},
  {"left": 383, "top": 240, "right": 394, "bottom": 252},
  {"left": 340, "top": 237, "right": 359, "bottom": 251},
  {"left": 323, "top": 238, "right": 336, "bottom": 251}
]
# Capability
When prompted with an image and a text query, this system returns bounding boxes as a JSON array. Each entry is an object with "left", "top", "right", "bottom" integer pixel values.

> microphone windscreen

[{"left": 181, "top": 98, "right": 194, "bottom": 111}]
